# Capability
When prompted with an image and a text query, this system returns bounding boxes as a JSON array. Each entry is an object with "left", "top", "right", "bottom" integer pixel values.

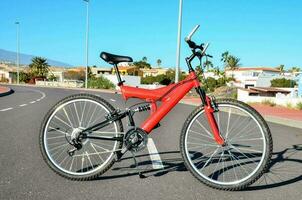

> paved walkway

[{"left": 251, "top": 104, "right": 302, "bottom": 121}]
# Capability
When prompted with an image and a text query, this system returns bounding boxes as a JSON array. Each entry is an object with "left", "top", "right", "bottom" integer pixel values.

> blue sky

[{"left": 0, "top": 0, "right": 301, "bottom": 70}]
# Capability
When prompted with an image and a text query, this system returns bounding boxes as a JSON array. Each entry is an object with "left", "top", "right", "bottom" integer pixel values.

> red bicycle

[{"left": 40, "top": 25, "right": 273, "bottom": 190}]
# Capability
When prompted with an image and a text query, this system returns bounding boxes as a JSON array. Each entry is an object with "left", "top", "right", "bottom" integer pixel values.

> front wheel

[{"left": 180, "top": 99, "right": 273, "bottom": 190}]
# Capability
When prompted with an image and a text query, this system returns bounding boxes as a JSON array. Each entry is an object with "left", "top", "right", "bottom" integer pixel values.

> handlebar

[
  {"left": 185, "top": 25, "right": 200, "bottom": 42},
  {"left": 184, "top": 25, "right": 213, "bottom": 70},
  {"left": 201, "top": 43, "right": 209, "bottom": 55}
]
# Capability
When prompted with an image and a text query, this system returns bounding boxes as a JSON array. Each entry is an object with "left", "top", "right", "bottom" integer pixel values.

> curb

[
  {"left": 0, "top": 87, "right": 14, "bottom": 97},
  {"left": 180, "top": 99, "right": 302, "bottom": 130}
]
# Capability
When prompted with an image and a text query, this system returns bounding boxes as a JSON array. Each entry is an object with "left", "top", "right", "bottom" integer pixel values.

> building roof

[{"left": 226, "top": 67, "right": 280, "bottom": 72}]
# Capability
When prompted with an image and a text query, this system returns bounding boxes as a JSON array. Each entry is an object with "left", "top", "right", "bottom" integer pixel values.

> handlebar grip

[{"left": 185, "top": 25, "right": 200, "bottom": 42}]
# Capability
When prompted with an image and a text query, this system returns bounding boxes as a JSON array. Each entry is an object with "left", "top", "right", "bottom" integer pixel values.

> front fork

[{"left": 195, "top": 87, "right": 225, "bottom": 145}]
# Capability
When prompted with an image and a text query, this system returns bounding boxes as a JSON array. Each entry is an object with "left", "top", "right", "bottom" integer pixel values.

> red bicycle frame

[{"left": 119, "top": 71, "right": 224, "bottom": 145}]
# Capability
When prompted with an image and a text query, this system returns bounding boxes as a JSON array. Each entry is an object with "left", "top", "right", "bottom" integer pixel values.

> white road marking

[
  {"left": 110, "top": 99, "right": 116, "bottom": 102},
  {"left": 147, "top": 138, "right": 164, "bottom": 169},
  {"left": 0, "top": 87, "right": 46, "bottom": 112},
  {"left": 0, "top": 107, "right": 13, "bottom": 112}
]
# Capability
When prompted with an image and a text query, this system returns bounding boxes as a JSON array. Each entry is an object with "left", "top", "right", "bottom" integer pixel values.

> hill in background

[{"left": 0, "top": 49, "right": 72, "bottom": 67}]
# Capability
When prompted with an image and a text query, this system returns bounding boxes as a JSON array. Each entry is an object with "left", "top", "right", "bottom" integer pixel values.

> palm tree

[
  {"left": 203, "top": 60, "right": 213, "bottom": 71},
  {"left": 29, "top": 57, "right": 50, "bottom": 77},
  {"left": 276, "top": 64, "right": 285, "bottom": 75},
  {"left": 156, "top": 59, "right": 162, "bottom": 67},
  {"left": 213, "top": 67, "right": 220, "bottom": 76},
  {"left": 221, "top": 51, "right": 229, "bottom": 63},
  {"left": 221, "top": 51, "right": 240, "bottom": 70},
  {"left": 226, "top": 56, "right": 240, "bottom": 70},
  {"left": 289, "top": 66, "right": 300, "bottom": 73},
  {"left": 142, "top": 56, "right": 147, "bottom": 63}
]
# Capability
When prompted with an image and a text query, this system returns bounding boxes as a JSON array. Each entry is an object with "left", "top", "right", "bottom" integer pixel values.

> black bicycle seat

[{"left": 100, "top": 52, "right": 133, "bottom": 65}]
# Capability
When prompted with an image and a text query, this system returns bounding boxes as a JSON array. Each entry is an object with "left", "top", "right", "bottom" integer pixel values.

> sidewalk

[
  {"left": 181, "top": 96, "right": 302, "bottom": 129},
  {"left": 0, "top": 86, "right": 13, "bottom": 97}
]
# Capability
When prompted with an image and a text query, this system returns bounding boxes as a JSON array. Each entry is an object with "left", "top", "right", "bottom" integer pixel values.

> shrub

[
  {"left": 87, "top": 76, "right": 115, "bottom": 89},
  {"left": 286, "top": 102, "right": 293, "bottom": 109},
  {"left": 261, "top": 99, "right": 276, "bottom": 107},
  {"left": 19, "top": 71, "right": 32, "bottom": 83},
  {"left": 296, "top": 102, "right": 302, "bottom": 110},
  {"left": 271, "top": 78, "right": 296, "bottom": 88}
]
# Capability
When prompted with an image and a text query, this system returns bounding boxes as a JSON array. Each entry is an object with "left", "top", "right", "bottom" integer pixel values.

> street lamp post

[
  {"left": 15, "top": 21, "right": 20, "bottom": 84},
  {"left": 175, "top": 0, "right": 183, "bottom": 83},
  {"left": 83, "top": 0, "right": 89, "bottom": 89}
]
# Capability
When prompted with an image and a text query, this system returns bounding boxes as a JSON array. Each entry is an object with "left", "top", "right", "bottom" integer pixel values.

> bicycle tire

[{"left": 180, "top": 98, "right": 273, "bottom": 190}]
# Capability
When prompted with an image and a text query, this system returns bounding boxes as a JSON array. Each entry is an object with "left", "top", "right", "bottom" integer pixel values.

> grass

[{"left": 261, "top": 99, "right": 276, "bottom": 107}]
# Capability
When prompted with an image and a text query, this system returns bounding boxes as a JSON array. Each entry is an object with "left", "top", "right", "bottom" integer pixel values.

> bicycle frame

[
  {"left": 121, "top": 71, "right": 199, "bottom": 133},
  {"left": 82, "top": 70, "right": 224, "bottom": 145}
]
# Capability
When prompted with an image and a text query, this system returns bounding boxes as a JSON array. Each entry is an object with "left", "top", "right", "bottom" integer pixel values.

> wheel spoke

[
  {"left": 184, "top": 102, "right": 269, "bottom": 186},
  {"left": 43, "top": 97, "right": 120, "bottom": 176},
  {"left": 225, "top": 108, "right": 232, "bottom": 139}
]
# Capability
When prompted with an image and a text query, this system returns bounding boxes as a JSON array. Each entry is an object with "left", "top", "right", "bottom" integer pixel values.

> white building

[
  {"left": 226, "top": 67, "right": 280, "bottom": 88},
  {"left": 103, "top": 74, "right": 141, "bottom": 90},
  {"left": 237, "top": 87, "right": 301, "bottom": 106}
]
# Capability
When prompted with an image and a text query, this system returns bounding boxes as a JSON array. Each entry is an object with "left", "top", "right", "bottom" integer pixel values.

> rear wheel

[
  {"left": 180, "top": 99, "right": 273, "bottom": 190},
  {"left": 40, "top": 94, "right": 123, "bottom": 180}
]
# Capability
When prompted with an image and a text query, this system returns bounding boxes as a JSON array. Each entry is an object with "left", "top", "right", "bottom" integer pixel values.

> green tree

[
  {"left": 142, "top": 56, "right": 147, "bottom": 62},
  {"left": 202, "top": 77, "right": 217, "bottom": 92},
  {"left": 221, "top": 51, "right": 229, "bottom": 63},
  {"left": 48, "top": 73, "right": 57, "bottom": 81},
  {"left": 19, "top": 71, "right": 31, "bottom": 83},
  {"left": 156, "top": 59, "right": 162, "bottom": 67},
  {"left": 213, "top": 67, "right": 221, "bottom": 76},
  {"left": 29, "top": 57, "right": 50, "bottom": 77},
  {"left": 221, "top": 51, "right": 240, "bottom": 70},
  {"left": 276, "top": 65, "right": 285, "bottom": 74},
  {"left": 203, "top": 60, "right": 213, "bottom": 71},
  {"left": 133, "top": 58, "right": 151, "bottom": 69},
  {"left": 289, "top": 66, "right": 300, "bottom": 73},
  {"left": 226, "top": 56, "right": 240, "bottom": 70}
]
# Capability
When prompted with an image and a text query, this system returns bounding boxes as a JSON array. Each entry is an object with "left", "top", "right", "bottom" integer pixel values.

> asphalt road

[{"left": 0, "top": 85, "right": 301, "bottom": 200}]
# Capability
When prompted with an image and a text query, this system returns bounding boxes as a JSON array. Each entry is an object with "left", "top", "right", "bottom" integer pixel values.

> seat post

[{"left": 113, "top": 64, "right": 124, "bottom": 86}]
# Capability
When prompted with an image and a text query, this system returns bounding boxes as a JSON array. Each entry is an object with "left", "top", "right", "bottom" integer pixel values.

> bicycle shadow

[
  {"left": 94, "top": 150, "right": 186, "bottom": 180},
  {"left": 95, "top": 144, "right": 302, "bottom": 191},
  {"left": 244, "top": 144, "right": 302, "bottom": 191}
]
